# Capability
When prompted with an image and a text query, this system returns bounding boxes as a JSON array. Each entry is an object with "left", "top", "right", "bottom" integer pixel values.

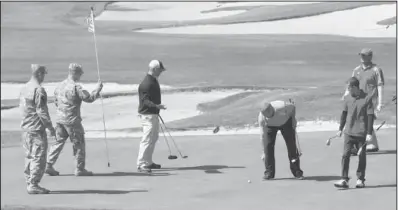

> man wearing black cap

[
  {"left": 258, "top": 100, "right": 304, "bottom": 180},
  {"left": 20, "top": 64, "right": 56, "bottom": 194},
  {"left": 342, "top": 48, "right": 385, "bottom": 152},
  {"left": 45, "top": 63, "right": 103, "bottom": 176},
  {"left": 335, "top": 77, "right": 375, "bottom": 189},
  {"left": 136, "top": 60, "right": 167, "bottom": 173}
]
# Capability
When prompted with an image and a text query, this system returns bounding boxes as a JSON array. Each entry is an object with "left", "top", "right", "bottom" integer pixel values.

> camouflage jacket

[
  {"left": 54, "top": 79, "right": 100, "bottom": 125},
  {"left": 19, "top": 80, "right": 53, "bottom": 131}
]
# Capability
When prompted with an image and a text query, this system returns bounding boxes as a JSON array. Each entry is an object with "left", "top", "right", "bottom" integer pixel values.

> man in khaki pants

[
  {"left": 137, "top": 60, "right": 167, "bottom": 173},
  {"left": 342, "top": 48, "right": 385, "bottom": 152}
]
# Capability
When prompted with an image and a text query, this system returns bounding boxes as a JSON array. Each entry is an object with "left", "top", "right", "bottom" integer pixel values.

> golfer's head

[
  {"left": 68, "top": 63, "right": 84, "bottom": 81},
  {"left": 148, "top": 60, "right": 166, "bottom": 77},
  {"left": 347, "top": 77, "right": 360, "bottom": 94},
  {"left": 261, "top": 102, "right": 274, "bottom": 118},
  {"left": 359, "top": 48, "right": 373, "bottom": 63},
  {"left": 31, "top": 64, "right": 47, "bottom": 84}
]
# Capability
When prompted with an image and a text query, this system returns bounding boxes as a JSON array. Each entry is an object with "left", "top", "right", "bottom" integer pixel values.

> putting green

[{"left": 1, "top": 129, "right": 396, "bottom": 210}]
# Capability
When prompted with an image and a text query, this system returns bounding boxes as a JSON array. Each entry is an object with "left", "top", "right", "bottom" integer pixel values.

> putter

[
  {"left": 357, "top": 120, "right": 386, "bottom": 156},
  {"left": 159, "top": 115, "right": 188, "bottom": 159},
  {"left": 159, "top": 123, "right": 178, "bottom": 160},
  {"left": 291, "top": 130, "right": 302, "bottom": 163}
]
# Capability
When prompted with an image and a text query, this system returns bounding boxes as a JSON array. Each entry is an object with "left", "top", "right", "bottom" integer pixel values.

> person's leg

[
  {"left": 367, "top": 98, "right": 379, "bottom": 151},
  {"left": 22, "top": 132, "right": 32, "bottom": 186},
  {"left": 27, "top": 131, "right": 50, "bottom": 194},
  {"left": 334, "top": 134, "right": 354, "bottom": 188},
  {"left": 356, "top": 137, "right": 367, "bottom": 187},
  {"left": 66, "top": 123, "right": 91, "bottom": 175},
  {"left": 147, "top": 115, "right": 160, "bottom": 166},
  {"left": 261, "top": 125, "right": 278, "bottom": 179},
  {"left": 46, "top": 123, "right": 69, "bottom": 175},
  {"left": 280, "top": 117, "right": 303, "bottom": 178},
  {"left": 137, "top": 115, "right": 154, "bottom": 170}
]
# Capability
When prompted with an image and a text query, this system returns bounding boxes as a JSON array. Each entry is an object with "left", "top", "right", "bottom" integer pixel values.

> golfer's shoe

[
  {"left": 262, "top": 175, "right": 274, "bottom": 181},
  {"left": 148, "top": 163, "right": 161, "bottom": 169},
  {"left": 27, "top": 184, "right": 50, "bottom": 194},
  {"left": 366, "top": 145, "right": 379, "bottom": 152},
  {"left": 334, "top": 180, "right": 349, "bottom": 188},
  {"left": 355, "top": 179, "right": 365, "bottom": 188},
  {"left": 75, "top": 169, "right": 93, "bottom": 176},
  {"left": 45, "top": 164, "right": 60, "bottom": 176},
  {"left": 137, "top": 166, "right": 152, "bottom": 173}
]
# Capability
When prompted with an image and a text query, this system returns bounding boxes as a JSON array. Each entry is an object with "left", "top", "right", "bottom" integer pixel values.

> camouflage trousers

[
  {"left": 47, "top": 122, "right": 86, "bottom": 170},
  {"left": 22, "top": 130, "right": 48, "bottom": 185}
]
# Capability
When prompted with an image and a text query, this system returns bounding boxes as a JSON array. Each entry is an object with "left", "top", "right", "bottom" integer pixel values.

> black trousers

[
  {"left": 341, "top": 134, "right": 366, "bottom": 181},
  {"left": 262, "top": 117, "right": 303, "bottom": 178}
]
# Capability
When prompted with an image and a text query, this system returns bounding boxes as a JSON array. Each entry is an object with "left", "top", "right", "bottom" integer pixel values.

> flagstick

[{"left": 90, "top": 8, "right": 111, "bottom": 167}]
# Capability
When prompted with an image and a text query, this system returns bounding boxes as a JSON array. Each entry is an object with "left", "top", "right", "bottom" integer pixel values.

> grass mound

[{"left": 166, "top": 86, "right": 397, "bottom": 130}]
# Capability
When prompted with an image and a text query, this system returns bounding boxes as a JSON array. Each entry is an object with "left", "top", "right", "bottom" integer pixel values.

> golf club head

[
  {"left": 168, "top": 155, "right": 178, "bottom": 160},
  {"left": 182, "top": 155, "right": 188, "bottom": 159}
]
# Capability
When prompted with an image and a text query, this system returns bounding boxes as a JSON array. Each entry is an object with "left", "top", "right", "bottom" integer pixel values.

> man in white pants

[
  {"left": 342, "top": 48, "right": 385, "bottom": 152},
  {"left": 136, "top": 60, "right": 167, "bottom": 173}
]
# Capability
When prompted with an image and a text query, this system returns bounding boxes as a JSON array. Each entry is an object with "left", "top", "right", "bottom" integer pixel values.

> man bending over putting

[
  {"left": 258, "top": 100, "right": 304, "bottom": 180},
  {"left": 335, "top": 77, "right": 375, "bottom": 189}
]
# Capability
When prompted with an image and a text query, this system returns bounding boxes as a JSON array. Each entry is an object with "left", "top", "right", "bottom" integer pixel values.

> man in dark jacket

[
  {"left": 334, "top": 77, "right": 375, "bottom": 189},
  {"left": 137, "top": 60, "right": 167, "bottom": 173}
]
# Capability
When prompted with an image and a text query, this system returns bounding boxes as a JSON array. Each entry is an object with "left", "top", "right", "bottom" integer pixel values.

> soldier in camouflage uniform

[
  {"left": 20, "top": 64, "right": 56, "bottom": 194},
  {"left": 45, "top": 63, "right": 103, "bottom": 176}
]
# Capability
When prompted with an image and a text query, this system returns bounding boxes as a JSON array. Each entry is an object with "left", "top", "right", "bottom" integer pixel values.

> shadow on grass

[
  {"left": 58, "top": 172, "right": 171, "bottom": 177},
  {"left": 338, "top": 184, "right": 397, "bottom": 191},
  {"left": 159, "top": 165, "right": 245, "bottom": 174},
  {"left": 50, "top": 189, "right": 148, "bottom": 194},
  {"left": 272, "top": 175, "right": 341, "bottom": 181},
  {"left": 367, "top": 150, "right": 396, "bottom": 155}
]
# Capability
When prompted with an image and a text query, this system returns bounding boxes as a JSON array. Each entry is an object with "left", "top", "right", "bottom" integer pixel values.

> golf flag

[{"left": 86, "top": 7, "right": 95, "bottom": 33}]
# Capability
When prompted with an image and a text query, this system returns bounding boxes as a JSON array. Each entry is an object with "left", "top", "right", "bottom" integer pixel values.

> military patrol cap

[{"left": 69, "top": 63, "right": 84, "bottom": 74}]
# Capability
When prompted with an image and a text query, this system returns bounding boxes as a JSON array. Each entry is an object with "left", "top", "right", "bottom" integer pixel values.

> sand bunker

[
  {"left": 138, "top": 4, "right": 396, "bottom": 38},
  {"left": 96, "top": 2, "right": 320, "bottom": 22},
  {"left": 0, "top": 83, "right": 174, "bottom": 100},
  {"left": 1, "top": 89, "right": 243, "bottom": 131}
]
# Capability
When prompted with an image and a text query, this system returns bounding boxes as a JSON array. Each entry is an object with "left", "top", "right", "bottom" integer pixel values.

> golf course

[{"left": 1, "top": 1, "right": 396, "bottom": 210}]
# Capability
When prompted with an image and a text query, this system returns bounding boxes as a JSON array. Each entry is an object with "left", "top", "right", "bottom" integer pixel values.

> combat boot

[
  {"left": 75, "top": 168, "right": 93, "bottom": 176},
  {"left": 27, "top": 183, "right": 50, "bottom": 194},
  {"left": 45, "top": 163, "right": 60, "bottom": 176}
]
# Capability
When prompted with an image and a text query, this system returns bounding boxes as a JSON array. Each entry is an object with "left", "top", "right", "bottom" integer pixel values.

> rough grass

[{"left": 1, "top": 2, "right": 396, "bottom": 133}]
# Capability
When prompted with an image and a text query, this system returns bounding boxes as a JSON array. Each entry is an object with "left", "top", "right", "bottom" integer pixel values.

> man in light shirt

[
  {"left": 341, "top": 48, "right": 385, "bottom": 152},
  {"left": 258, "top": 100, "right": 304, "bottom": 180}
]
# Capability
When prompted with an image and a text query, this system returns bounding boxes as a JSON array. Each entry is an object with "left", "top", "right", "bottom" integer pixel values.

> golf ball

[{"left": 248, "top": 180, "right": 251, "bottom": 183}]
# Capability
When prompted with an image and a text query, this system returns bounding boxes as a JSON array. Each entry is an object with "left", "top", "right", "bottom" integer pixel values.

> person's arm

[
  {"left": 339, "top": 101, "right": 348, "bottom": 131},
  {"left": 375, "top": 67, "right": 385, "bottom": 108},
  {"left": 258, "top": 112, "right": 268, "bottom": 152},
  {"left": 76, "top": 84, "right": 100, "bottom": 103},
  {"left": 35, "top": 87, "right": 54, "bottom": 130}
]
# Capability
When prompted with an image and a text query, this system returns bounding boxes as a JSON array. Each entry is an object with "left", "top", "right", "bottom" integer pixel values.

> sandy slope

[{"left": 138, "top": 4, "right": 396, "bottom": 38}]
